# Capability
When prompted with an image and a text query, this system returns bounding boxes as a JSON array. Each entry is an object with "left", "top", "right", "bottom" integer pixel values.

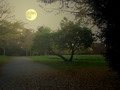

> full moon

[{"left": 26, "top": 9, "right": 37, "bottom": 21}]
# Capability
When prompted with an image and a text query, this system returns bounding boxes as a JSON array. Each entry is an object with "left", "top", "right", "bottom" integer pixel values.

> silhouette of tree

[
  {"left": 86, "top": 0, "right": 120, "bottom": 73},
  {"left": 0, "top": 0, "right": 13, "bottom": 22}
]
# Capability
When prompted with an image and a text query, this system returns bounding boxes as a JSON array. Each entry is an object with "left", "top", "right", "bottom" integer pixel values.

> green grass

[
  {"left": 0, "top": 56, "right": 10, "bottom": 64},
  {"left": 29, "top": 55, "right": 107, "bottom": 71}
]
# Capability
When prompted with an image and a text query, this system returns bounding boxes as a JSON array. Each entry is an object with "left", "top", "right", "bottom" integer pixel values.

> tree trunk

[
  {"left": 30, "top": 51, "right": 32, "bottom": 56},
  {"left": 26, "top": 51, "right": 28, "bottom": 56},
  {"left": 69, "top": 50, "right": 75, "bottom": 62},
  {"left": 49, "top": 48, "right": 68, "bottom": 61},
  {"left": 50, "top": 51, "right": 68, "bottom": 61},
  {"left": 3, "top": 47, "right": 6, "bottom": 56},
  {"left": 56, "top": 54, "right": 68, "bottom": 62}
]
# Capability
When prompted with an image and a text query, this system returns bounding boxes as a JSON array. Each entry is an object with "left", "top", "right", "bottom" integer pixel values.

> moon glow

[{"left": 26, "top": 9, "right": 37, "bottom": 21}]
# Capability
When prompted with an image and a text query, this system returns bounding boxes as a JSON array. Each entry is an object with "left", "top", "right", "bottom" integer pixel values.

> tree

[
  {"left": 85, "top": 0, "right": 120, "bottom": 73},
  {"left": 37, "top": 0, "right": 120, "bottom": 73},
  {"left": 0, "top": 0, "right": 13, "bottom": 22},
  {"left": 32, "top": 19, "right": 94, "bottom": 61},
  {"left": 38, "top": 0, "right": 91, "bottom": 26},
  {"left": 19, "top": 29, "right": 34, "bottom": 56},
  {"left": 31, "top": 26, "right": 52, "bottom": 55},
  {"left": 51, "top": 18, "right": 94, "bottom": 61},
  {"left": 0, "top": 0, "right": 15, "bottom": 56},
  {"left": 0, "top": 21, "right": 25, "bottom": 56}
]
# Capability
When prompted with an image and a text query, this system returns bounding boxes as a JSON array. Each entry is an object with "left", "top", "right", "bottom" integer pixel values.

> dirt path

[
  {"left": 0, "top": 57, "right": 61, "bottom": 90},
  {"left": 0, "top": 57, "right": 120, "bottom": 90}
]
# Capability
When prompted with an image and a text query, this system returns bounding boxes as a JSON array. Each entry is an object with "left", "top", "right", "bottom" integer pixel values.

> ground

[{"left": 0, "top": 56, "right": 120, "bottom": 90}]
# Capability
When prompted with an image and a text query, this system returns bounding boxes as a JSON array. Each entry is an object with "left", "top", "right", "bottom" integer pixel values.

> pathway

[{"left": 0, "top": 57, "right": 61, "bottom": 90}]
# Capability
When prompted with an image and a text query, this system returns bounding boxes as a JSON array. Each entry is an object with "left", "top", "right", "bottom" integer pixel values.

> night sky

[{"left": 8, "top": 0, "right": 75, "bottom": 31}]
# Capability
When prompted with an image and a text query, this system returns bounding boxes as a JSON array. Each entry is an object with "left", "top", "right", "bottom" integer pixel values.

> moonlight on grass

[{"left": 26, "top": 9, "right": 37, "bottom": 21}]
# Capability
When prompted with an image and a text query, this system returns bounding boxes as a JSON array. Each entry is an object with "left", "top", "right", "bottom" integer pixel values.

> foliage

[
  {"left": 0, "top": 21, "right": 19, "bottom": 55},
  {"left": 52, "top": 18, "right": 94, "bottom": 61},
  {"left": 85, "top": 0, "right": 120, "bottom": 73},
  {"left": 0, "top": 20, "right": 29, "bottom": 56},
  {"left": 19, "top": 29, "right": 34, "bottom": 56},
  {"left": 59, "top": 17, "right": 94, "bottom": 49},
  {"left": 31, "top": 19, "right": 94, "bottom": 61},
  {"left": 38, "top": 0, "right": 120, "bottom": 73},
  {"left": 0, "top": 0, "right": 26, "bottom": 56},
  {"left": 31, "top": 26, "right": 52, "bottom": 55}
]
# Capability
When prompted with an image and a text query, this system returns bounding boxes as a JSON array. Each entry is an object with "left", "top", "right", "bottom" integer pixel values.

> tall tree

[
  {"left": 21, "top": 29, "right": 34, "bottom": 56},
  {"left": 31, "top": 26, "right": 52, "bottom": 55},
  {"left": 0, "top": 0, "right": 14, "bottom": 56},
  {"left": 0, "top": 21, "right": 25, "bottom": 55}
]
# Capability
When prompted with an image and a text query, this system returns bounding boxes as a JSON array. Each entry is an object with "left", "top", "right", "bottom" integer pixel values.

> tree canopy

[
  {"left": 31, "top": 26, "right": 52, "bottom": 55},
  {"left": 32, "top": 19, "right": 94, "bottom": 61},
  {"left": 0, "top": 21, "right": 26, "bottom": 55}
]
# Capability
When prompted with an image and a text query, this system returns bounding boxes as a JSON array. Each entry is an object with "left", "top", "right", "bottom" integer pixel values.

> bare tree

[{"left": 0, "top": 0, "right": 13, "bottom": 23}]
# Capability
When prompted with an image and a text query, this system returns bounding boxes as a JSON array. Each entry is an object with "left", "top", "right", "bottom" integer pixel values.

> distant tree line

[
  {"left": 0, "top": 17, "right": 102, "bottom": 57},
  {"left": 0, "top": 0, "right": 34, "bottom": 56}
]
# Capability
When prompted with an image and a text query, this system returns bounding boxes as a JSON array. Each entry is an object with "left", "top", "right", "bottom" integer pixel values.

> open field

[{"left": 29, "top": 55, "right": 107, "bottom": 71}]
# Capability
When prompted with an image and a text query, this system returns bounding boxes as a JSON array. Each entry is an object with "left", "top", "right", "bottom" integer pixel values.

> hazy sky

[{"left": 8, "top": 0, "right": 75, "bottom": 31}]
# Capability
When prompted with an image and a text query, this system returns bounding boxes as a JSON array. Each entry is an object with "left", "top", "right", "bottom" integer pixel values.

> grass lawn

[
  {"left": 0, "top": 56, "right": 11, "bottom": 65},
  {"left": 29, "top": 55, "right": 107, "bottom": 71}
]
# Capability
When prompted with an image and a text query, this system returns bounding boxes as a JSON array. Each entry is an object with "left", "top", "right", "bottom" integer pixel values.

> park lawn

[
  {"left": 29, "top": 55, "right": 107, "bottom": 71},
  {"left": 0, "top": 56, "right": 11, "bottom": 65}
]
